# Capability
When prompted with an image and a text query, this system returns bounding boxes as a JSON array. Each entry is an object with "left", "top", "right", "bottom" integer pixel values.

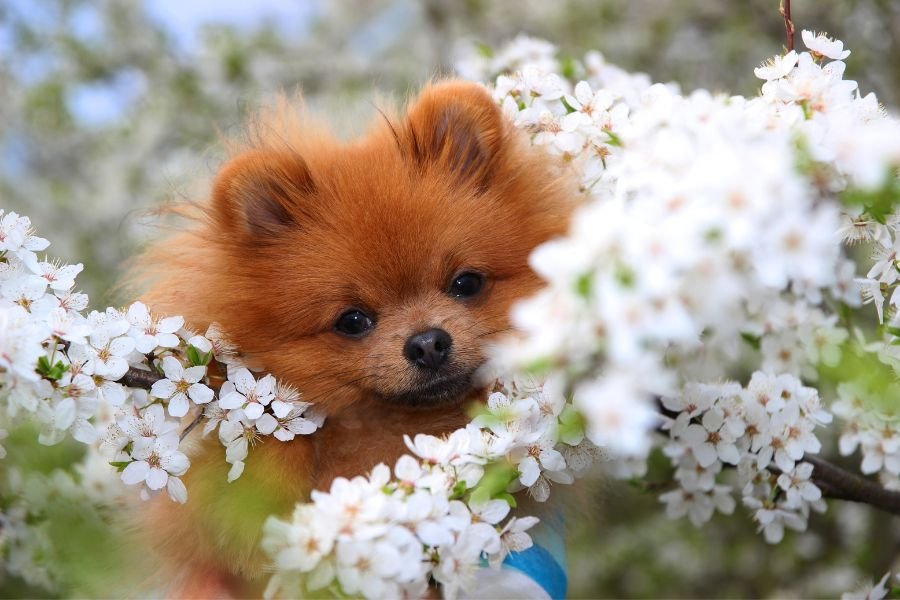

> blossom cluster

[
  {"left": 262, "top": 376, "right": 598, "bottom": 599},
  {"left": 468, "top": 31, "right": 895, "bottom": 458},
  {"left": 660, "top": 373, "right": 831, "bottom": 543},
  {"left": 0, "top": 210, "right": 320, "bottom": 502},
  {"left": 458, "top": 31, "right": 900, "bottom": 528}
]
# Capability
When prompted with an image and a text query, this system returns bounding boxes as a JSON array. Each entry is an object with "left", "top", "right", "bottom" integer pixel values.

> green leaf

[
  {"left": 704, "top": 227, "right": 723, "bottom": 243},
  {"left": 799, "top": 99, "right": 812, "bottom": 120},
  {"left": 615, "top": 264, "right": 635, "bottom": 288},
  {"left": 186, "top": 345, "right": 202, "bottom": 366},
  {"left": 467, "top": 462, "right": 519, "bottom": 506},
  {"left": 36, "top": 355, "right": 70, "bottom": 381},
  {"left": 449, "top": 480, "right": 468, "bottom": 500},
  {"left": 558, "top": 405, "right": 586, "bottom": 442},
  {"left": 560, "top": 95, "right": 577, "bottom": 115},
  {"left": 574, "top": 273, "right": 592, "bottom": 298},
  {"left": 560, "top": 55, "right": 576, "bottom": 80},
  {"left": 474, "top": 41, "right": 494, "bottom": 59},
  {"left": 605, "top": 129, "right": 623, "bottom": 147},
  {"left": 839, "top": 172, "right": 900, "bottom": 225},
  {"left": 48, "top": 362, "right": 69, "bottom": 380},
  {"left": 496, "top": 492, "right": 517, "bottom": 508},
  {"left": 108, "top": 461, "right": 132, "bottom": 472},
  {"left": 740, "top": 332, "right": 761, "bottom": 350}
]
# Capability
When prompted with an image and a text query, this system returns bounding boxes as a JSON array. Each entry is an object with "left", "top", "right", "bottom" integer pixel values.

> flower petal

[
  {"left": 168, "top": 393, "right": 190, "bottom": 418},
  {"left": 161, "top": 451, "right": 190, "bottom": 476},
  {"left": 121, "top": 460, "right": 150, "bottom": 485},
  {"left": 146, "top": 466, "right": 169, "bottom": 490},
  {"left": 161, "top": 356, "right": 184, "bottom": 381},
  {"left": 255, "top": 413, "right": 278, "bottom": 435},
  {"left": 227, "top": 461, "right": 245, "bottom": 482},
  {"left": 219, "top": 390, "right": 246, "bottom": 410},
  {"left": 158, "top": 315, "right": 185, "bottom": 334},
  {"left": 151, "top": 379, "right": 177, "bottom": 399},
  {"left": 518, "top": 456, "right": 540, "bottom": 486},
  {"left": 183, "top": 365, "right": 207, "bottom": 384},
  {"left": 189, "top": 383, "right": 214, "bottom": 404},
  {"left": 244, "top": 402, "right": 264, "bottom": 420},
  {"left": 167, "top": 476, "right": 188, "bottom": 503}
]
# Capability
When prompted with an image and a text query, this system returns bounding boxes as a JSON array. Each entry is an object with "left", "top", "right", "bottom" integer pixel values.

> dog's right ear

[
  {"left": 211, "top": 150, "right": 316, "bottom": 238},
  {"left": 402, "top": 80, "right": 507, "bottom": 193}
]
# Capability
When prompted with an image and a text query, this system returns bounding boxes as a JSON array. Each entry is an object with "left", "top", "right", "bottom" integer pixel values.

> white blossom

[
  {"left": 149, "top": 355, "right": 214, "bottom": 417},
  {"left": 802, "top": 29, "right": 851, "bottom": 60}
]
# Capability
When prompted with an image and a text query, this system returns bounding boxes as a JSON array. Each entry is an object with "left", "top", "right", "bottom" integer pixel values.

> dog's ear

[
  {"left": 402, "top": 80, "right": 506, "bottom": 191},
  {"left": 211, "top": 150, "right": 316, "bottom": 237}
]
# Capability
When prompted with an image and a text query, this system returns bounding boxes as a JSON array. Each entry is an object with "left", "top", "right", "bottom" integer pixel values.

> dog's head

[{"left": 202, "top": 81, "right": 572, "bottom": 413}]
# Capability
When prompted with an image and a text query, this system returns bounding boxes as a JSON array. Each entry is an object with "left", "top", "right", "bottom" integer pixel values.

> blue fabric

[
  {"left": 503, "top": 509, "right": 567, "bottom": 599},
  {"left": 503, "top": 543, "right": 568, "bottom": 599}
]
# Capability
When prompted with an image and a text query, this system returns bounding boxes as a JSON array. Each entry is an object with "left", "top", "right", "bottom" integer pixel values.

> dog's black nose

[{"left": 404, "top": 328, "right": 452, "bottom": 370}]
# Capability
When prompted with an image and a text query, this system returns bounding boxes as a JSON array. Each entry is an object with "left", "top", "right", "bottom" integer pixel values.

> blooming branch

[{"left": 0, "top": 211, "right": 322, "bottom": 503}]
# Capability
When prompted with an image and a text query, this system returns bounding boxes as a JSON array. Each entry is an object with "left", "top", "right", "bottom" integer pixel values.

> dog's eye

[
  {"left": 448, "top": 271, "right": 484, "bottom": 299},
  {"left": 334, "top": 310, "right": 375, "bottom": 337}
]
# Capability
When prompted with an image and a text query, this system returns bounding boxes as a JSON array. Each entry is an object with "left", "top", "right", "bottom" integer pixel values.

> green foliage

[
  {"left": 468, "top": 462, "right": 519, "bottom": 507},
  {"left": 740, "top": 331, "right": 762, "bottom": 350},
  {"left": 186, "top": 345, "right": 213, "bottom": 366},
  {"left": 558, "top": 404, "right": 585, "bottom": 442},
  {"left": 36, "top": 356, "right": 69, "bottom": 381},
  {"left": 574, "top": 272, "right": 592, "bottom": 298},
  {"left": 1, "top": 426, "right": 144, "bottom": 597},
  {"left": 840, "top": 173, "right": 900, "bottom": 225},
  {"left": 820, "top": 341, "right": 900, "bottom": 418},
  {"left": 4, "top": 424, "right": 84, "bottom": 476}
]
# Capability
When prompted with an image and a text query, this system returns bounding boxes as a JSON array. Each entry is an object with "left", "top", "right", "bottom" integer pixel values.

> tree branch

[
  {"left": 804, "top": 454, "right": 900, "bottom": 516},
  {"left": 179, "top": 412, "right": 206, "bottom": 441},
  {"left": 117, "top": 366, "right": 163, "bottom": 389}
]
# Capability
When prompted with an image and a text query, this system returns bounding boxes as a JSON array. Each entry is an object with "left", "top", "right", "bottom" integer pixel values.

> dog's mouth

[{"left": 379, "top": 370, "right": 477, "bottom": 408}]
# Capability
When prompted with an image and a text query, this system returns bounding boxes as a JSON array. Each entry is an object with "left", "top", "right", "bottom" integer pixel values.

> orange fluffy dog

[{"left": 137, "top": 80, "right": 573, "bottom": 596}]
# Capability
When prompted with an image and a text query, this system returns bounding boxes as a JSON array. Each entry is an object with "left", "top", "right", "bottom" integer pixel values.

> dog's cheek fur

[{"left": 131, "top": 80, "right": 577, "bottom": 594}]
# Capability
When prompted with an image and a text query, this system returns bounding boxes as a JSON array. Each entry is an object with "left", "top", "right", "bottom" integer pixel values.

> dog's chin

[{"left": 377, "top": 371, "right": 478, "bottom": 408}]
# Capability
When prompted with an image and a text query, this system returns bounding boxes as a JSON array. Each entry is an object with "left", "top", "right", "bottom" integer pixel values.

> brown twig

[
  {"left": 179, "top": 412, "right": 206, "bottom": 441},
  {"left": 804, "top": 455, "right": 900, "bottom": 516},
  {"left": 118, "top": 366, "right": 163, "bottom": 389},
  {"left": 780, "top": 0, "right": 795, "bottom": 52}
]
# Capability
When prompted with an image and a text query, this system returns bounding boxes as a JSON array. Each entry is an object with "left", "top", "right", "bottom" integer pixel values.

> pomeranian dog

[{"left": 137, "top": 80, "right": 573, "bottom": 596}]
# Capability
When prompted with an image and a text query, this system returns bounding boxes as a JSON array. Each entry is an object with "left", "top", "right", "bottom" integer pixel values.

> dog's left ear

[{"left": 402, "top": 80, "right": 507, "bottom": 191}]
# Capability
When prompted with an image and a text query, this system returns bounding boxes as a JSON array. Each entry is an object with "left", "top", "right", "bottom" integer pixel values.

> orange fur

[{"left": 135, "top": 80, "right": 575, "bottom": 596}]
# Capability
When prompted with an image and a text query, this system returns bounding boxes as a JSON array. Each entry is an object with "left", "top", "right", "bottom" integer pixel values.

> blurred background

[{"left": 2, "top": 0, "right": 899, "bottom": 597}]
